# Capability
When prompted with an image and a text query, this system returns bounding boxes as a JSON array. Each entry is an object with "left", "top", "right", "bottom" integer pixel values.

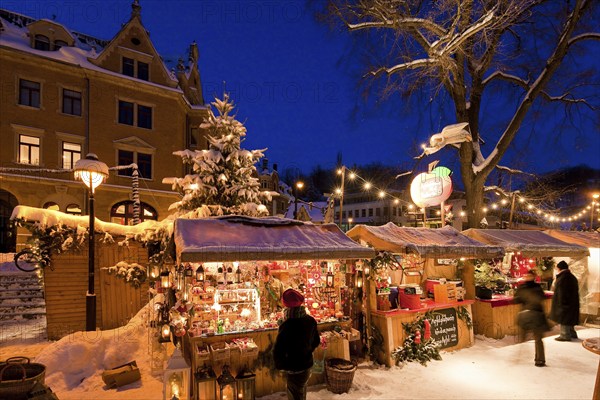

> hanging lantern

[
  {"left": 235, "top": 369, "right": 256, "bottom": 400},
  {"left": 195, "top": 365, "right": 217, "bottom": 400},
  {"left": 195, "top": 264, "right": 205, "bottom": 282},
  {"left": 176, "top": 265, "right": 185, "bottom": 291},
  {"left": 160, "top": 270, "right": 171, "bottom": 290},
  {"left": 326, "top": 271, "right": 334, "bottom": 288},
  {"left": 162, "top": 346, "right": 190, "bottom": 400},
  {"left": 159, "top": 323, "right": 171, "bottom": 343},
  {"left": 234, "top": 262, "right": 242, "bottom": 284},
  {"left": 218, "top": 264, "right": 225, "bottom": 285},
  {"left": 149, "top": 264, "right": 160, "bottom": 280},
  {"left": 185, "top": 264, "right": 193, "bottom": 278},
  {"left": 356, "top": 271, "right": 363, "bottom": 288},
  {"left": 364, "top": 264, "right": 370, "bottom": 277},
  {"left": 217, "top": 364, "right": 236, "bottom": 400},
  {"left": 226, "top": 265, "right": 233, "bottom": 284}
]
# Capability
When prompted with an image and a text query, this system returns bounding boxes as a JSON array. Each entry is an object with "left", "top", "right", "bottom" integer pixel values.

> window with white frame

[{"left": 19, "top": 135, "right": 40, "bottom": 165}]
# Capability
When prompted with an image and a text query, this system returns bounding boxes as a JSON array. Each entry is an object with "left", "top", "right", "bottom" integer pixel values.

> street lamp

[
  {"left": 74, "top": 153, "right": 108, "bottom": 331},
  {"left": 591, "top": 193, "right": 600, "bottom": 231},
  {"left": 293, "top": 180, "right": 304, "bottom": 220}
]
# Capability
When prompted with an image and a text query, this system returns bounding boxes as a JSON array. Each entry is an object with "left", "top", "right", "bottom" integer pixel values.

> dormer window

[
  {"left": 34, "top": 34, "right": 50, "bottom": 51},
  {"left": 121, "top": 56, "right": 149, "bottom": 81},
  {"left": 54, "top": 40, "right": 68, "bottom": 50},
  {"left": 122, "top": 57, "right": 135, "bottom": 77}
]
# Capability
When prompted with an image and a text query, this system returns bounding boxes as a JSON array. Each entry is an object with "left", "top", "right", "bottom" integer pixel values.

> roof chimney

[
  {"left": 273, "top": 163, "right": 278, "bottom": 172},
  {"left": 262, "top": 158, "right": 268, "bottom": 171},
  {"left": 189, "top": 41, "right": 199, "bottom": 63},
  {"left": 131, "top": 0, "right": 142, "bottom": 18}
]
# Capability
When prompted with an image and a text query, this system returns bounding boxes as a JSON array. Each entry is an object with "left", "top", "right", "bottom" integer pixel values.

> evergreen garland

[
  {"left": 391, "top": 311, "right": 442, "bottom": 366},
  {"left": 456, "top": 306, "right": 473, "bottom": 329}
]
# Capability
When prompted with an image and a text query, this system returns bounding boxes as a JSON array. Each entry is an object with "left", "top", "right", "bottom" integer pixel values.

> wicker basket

[
  {"left": 325, "top": 358, "right": 357, "bottom": 394},
  {"left": 0, "top": 357, "right": 46, "bottom": 400}
]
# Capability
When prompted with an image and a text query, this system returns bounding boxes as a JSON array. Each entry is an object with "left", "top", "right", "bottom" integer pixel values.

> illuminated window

[
  {"left": 43, "top": 202, "right": 59, "bottom": 211},
  {"left": 110, "top": 201, "right": 157, "bottom": 225},
  {"left": 66, "top": 204, "right": 82, "bottom": 215},
  {"left": 19, "top": 135, "right": 40, "bottom": 165},
  {"left": 62, "top": 142, "right": 81, "bottom": 169}
]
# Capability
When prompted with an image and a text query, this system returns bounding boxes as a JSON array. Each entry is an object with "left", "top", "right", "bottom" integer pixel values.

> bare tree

[{"left": 326, "top": 0, "right": 599, "bottom": 228}]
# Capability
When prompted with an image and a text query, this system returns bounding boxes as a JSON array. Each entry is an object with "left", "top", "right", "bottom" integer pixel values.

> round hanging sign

[{"left": 410, "top": 166, "right": 453, "bottom": 208}]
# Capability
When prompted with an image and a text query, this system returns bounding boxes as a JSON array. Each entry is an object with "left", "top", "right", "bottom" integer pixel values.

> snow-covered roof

[
  {"left": 462, "top": 229, "right": 589, "bottom": 257},
  {"left": 347, "top": 223, "right": 504, "bottom": 259},
  {"left": 284, "top": 202, "right": 327, "bottom": 222},
  {"left": 544, "top": 229, "right": 600, "bottom": 249},
  {"left": 10, "top": 205, "right": 171, "bottom": 240},
  {"left": 0, "top": 9, "right": 181, "bottom": 92},
  {"left": 174, "top": 215, "right": 375, "bottom": 262}
]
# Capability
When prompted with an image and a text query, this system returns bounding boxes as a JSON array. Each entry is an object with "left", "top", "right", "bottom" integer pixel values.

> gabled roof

[
  {"left": 347, "top": 223, "right": 504, "bottom": 259},
  {"left": 544, "top": 230, "right": 600, "bottom": 249},
  {"left": 462, "top": 229, "right": 589, "bottom": 257},
  {"left": 174, "top": 216, "right": 376, "bottom": 262}
]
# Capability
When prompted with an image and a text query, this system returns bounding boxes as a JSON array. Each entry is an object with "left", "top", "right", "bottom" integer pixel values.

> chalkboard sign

[{"left": 430, "top": 308, "right": 459, "bottom": 349}]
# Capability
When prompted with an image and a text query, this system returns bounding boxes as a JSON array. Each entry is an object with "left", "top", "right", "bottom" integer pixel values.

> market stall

[
  {"left": 165, "top": 216, "right": 375, "bottom": 399},
  {"left": 545, "top": 230, "right": 600, "bottom": 322},
  {"left": 346, "top": 223, "right": 504, "bottom": 367},
  {"left": 462, "top": 229, "right": 589, "bottom": 339}
]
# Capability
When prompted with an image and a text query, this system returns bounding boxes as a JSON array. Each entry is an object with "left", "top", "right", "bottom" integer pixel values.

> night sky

[{"left": 4, "top": 0, "right": 599, "bottom": 182}]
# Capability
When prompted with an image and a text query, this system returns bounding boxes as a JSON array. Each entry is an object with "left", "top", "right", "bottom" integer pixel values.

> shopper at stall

[
  {"left": 514, "top": 269, "right": 549, "bottom": 367},
  {"left": 550, "top": 260, "right": 580, "bottom": 341},
  {"left": 260, "top": 265, "right": 285, "bottom": 313},
  {"left": 274, "top": 288, "right": 320, "bottom": 400}
]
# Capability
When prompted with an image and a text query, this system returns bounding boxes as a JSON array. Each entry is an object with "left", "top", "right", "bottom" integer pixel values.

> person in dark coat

[
  {"left": 273, "top": 288, "right": 320, "bottom": 400},
  {"left": 550, "top": 260, "right": 580, "bottom": 341},
  {"left": 514, "top": 269, "right": 550, "bottom": 367}
]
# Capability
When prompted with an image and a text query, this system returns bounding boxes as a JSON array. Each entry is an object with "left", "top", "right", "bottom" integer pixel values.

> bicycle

[{"left": 13, "top": 246, "right": 52, "bottom": 273}]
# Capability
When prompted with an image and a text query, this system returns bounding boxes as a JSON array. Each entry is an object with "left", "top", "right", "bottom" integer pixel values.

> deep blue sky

[{"left": 4, "top": 0, "right": 599, "bottom": 180}]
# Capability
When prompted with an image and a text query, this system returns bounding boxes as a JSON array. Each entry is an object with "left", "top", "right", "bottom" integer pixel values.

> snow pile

[{"left": 34, "top": 295, "right": 164, "bottom": 398}]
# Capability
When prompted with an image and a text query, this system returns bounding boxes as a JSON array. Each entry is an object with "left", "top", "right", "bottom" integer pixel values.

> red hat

[{"left": 282, "top": 288, "right": 304, "bottom": 308}]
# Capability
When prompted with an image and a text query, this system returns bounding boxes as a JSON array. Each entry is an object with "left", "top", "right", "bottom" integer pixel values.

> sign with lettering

[
  {"left": 409, "top": 166, "right": 453, "bottom": 208},
  {"left": 430, "top": 308, "right": 459, "bottom": 349}
]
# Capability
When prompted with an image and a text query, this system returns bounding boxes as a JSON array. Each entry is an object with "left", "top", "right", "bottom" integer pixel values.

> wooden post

[
  {"left": 440, "top": 201, "right": 445, "bottom": 227},
  {"left": 338, "top": 166, "right": 345, "bottom": 228},
  {"left": 508, "top": 194, "right": 517, "bottom": 229}
]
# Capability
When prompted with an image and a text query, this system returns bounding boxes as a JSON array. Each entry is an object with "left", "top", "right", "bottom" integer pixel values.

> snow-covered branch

[
  {"left": 368, "top": 58, "right": 438, "bottom": 77},
  {"left": 495, "top": 165, "right": 536, "bottom": 176}
]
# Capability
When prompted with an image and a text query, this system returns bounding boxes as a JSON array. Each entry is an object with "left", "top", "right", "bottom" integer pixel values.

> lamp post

[
  {"left": 293, "top": 180, "right": 304, "bottom": 220},
  {"left": 591, "top": 193, "right": 600, "bottom": 231},
  {"left": 74, "top": 153, "right": 108, "bottom": 331}
]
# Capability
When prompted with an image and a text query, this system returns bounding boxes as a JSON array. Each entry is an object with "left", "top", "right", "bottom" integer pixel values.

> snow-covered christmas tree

[{"left": 164, "top": 94, "right": 270, "bottom": 218}]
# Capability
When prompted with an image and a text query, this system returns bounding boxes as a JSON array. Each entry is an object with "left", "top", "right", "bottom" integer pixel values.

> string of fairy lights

[{"left": 331, "top": 166, "right": 600, "bottom": 225}]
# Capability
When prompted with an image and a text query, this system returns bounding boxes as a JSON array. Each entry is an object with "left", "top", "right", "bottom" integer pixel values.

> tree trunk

[{"left": 465, "top": 178, "right": 485, "bottom": 229}]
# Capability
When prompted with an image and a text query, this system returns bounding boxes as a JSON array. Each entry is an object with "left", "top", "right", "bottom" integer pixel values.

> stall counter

[
  {"left": 472, "top": 292, "right": 553, "bottom": 339},
  {"left": 183, "top": 320, "right": 352, "bottom": 397},
  {"left": 371, "top": 300, "right": 475, "bottom": 367}
]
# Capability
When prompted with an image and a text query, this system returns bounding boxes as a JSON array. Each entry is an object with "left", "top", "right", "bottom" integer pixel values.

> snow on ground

[{"left": 2, "top": 319, "right": 598, "bottom": 399}]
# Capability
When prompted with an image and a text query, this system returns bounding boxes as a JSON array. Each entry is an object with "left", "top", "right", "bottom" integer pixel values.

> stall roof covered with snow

[
  {"left": 174, "top": 216, "right": 375, "bottom": 262},
  {"left": 462, "top": 229, "right": 589, "bottom": 257},
  {"left": 346, "top": 223, "right": 504, "bottom": 259},
  {"left": 544, "top": 230, "right": 600, "bottom": 249}
]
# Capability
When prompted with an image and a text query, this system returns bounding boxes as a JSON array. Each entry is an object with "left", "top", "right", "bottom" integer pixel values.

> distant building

[
  {"left": 257, "top": 159, "right": 291, "bottom": 217},
  {"left": 0, "top": 2, "right": 209, "bottom": 252}
]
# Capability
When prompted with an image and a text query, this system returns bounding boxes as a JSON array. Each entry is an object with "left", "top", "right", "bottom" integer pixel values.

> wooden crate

[{"left": 434, "top": 283, "right": 456, "bottom": 303}]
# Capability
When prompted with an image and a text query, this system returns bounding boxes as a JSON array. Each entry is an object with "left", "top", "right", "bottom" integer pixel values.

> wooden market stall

[
  {"left": 171, "top": 216, "right": 375, "bottom": 398},
  {"left": 545, "top": 230, "right": 600, "bottom": 321},
  {"left": 462, "top": 229, "right": 589, "bottom": 339},
  {"left": 346, "top": 223, "right": 504, "bottom": 367}
]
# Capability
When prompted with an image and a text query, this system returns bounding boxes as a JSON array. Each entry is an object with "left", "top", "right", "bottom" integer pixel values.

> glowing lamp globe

[{"left": 73, "top": 153, "right": 109, "bottom": 193}]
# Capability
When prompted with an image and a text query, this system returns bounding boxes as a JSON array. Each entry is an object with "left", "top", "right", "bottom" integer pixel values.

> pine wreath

[{"left": 391, "top": 311, "right": 442, "bottom": 366}]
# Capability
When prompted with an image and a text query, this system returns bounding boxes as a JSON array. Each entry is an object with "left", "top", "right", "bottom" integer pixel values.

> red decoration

[
  {"left": 414, "top": 330, "right": 421, "bottom": 344},
  {"left": 424, "top": 319, "right": 431, "bottom": 341}
]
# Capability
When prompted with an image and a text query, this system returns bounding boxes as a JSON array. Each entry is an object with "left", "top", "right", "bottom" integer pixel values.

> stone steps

[{"left": 0, "top": 270, "right": 46, "bottom": 324}]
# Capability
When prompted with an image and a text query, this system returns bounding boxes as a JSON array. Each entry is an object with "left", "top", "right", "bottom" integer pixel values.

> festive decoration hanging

[{"left": 391, "top": 312, "right": 442, "bottom": 366}]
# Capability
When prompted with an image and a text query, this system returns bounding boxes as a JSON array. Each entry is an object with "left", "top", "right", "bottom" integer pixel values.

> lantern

[
  {"left": 161, "top": 270, "right": 171, "bottom": 290},
  {"left": 235, "top": 369, "right": 256, "bottom": 400},
  {"left": 217, "top": 364, "right": 236, "bottom": 400},
  {"left": 195, "top": 366, "right": 217, "bottom": 400},
  {"left": 159, "top": 323, "right": 171, "bottom": 343},
  {"left": 226, "top": 265, "right": 233, "bottom": 284},
  {"left": 218, "top": 264, "right": 224, "bottom": 285},
  {"left": 195, "top": 265, "right": 205, "bottom": 282},
  {"left": 163, "top": 346, "right": 190, "bottom": 400},
  {"left": 235, "top": 262, "right": 242, "bottom": 284},
  {"left": 364, "top": 264, "right": 370, "bottom": 277},
  {"left": 176, "top": 265, "right": 185, "bottom": 291},
  {"left": 326, "top": 271, "right": 334, "bottom": 288},
  {"left": 356, "top": 271, "right": 363, "bottom": 288},
  {"left": 150, "top": 264, "right": 160, "bottom": 280}
]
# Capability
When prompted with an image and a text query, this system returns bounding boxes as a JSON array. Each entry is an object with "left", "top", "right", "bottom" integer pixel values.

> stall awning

[
  {"left": 462, "top": 229, "right": 590, "bottom": 257},
  {"left": 346, "top": 223, "right": 504, "bottom": 259},
  {"left": 174, "top": 216, "right": 376, "bottom": 262},
  {"left": 544, "top": 229, "right": 600, "bottom": 249}
]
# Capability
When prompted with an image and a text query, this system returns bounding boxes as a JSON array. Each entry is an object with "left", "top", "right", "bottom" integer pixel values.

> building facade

[{"left": 0, "top": 3, "right": 209, "bottom": 251}]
